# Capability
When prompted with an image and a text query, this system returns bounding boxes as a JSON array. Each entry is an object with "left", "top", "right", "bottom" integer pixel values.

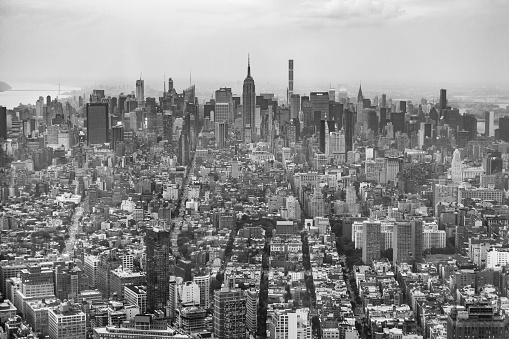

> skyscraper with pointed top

[
  {"left": 357, "top": 83, "right": 364, "bottom": 103},
  {"left": 242, "top": 55, "right": 256, "bottom": 143}
]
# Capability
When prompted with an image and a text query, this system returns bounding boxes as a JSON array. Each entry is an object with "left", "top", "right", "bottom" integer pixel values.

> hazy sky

[{"left": 1, "top": 0, "right": 508, "bottom": 90}]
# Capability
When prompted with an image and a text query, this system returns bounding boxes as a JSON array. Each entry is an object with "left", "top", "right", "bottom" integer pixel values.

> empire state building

[{"left": 242, "top": 56, "right": 255, "bottom": 143}]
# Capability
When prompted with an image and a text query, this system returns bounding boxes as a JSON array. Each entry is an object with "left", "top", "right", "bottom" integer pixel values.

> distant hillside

[{"left": 0, "top": 82, "right": 11, "bottom": 92}]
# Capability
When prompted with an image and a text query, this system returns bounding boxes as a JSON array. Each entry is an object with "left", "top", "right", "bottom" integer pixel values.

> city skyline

[{"left": 1, "top": 0, "right": 509, "bottom": 88}]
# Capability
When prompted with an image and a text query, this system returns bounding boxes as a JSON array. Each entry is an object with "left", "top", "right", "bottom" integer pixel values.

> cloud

[{"left": 288, "top": 0, "right": 405, "bottom": 27}]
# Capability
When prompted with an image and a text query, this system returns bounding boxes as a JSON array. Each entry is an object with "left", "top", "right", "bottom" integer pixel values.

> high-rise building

[
  {"left": 393, "top": 222, "right": 412, "bottom": 264},
  {"left": 440, "top": 88, "right": 447, "bottom": 112},
  {"left": 215, "top": 122, "right": 228, "bottom": 149},
  {"left": 447, "top": 304, "right": 506, "bottom": 339},
  {"left": 499, "top": 117, "right": 509, "bottom": 142},
  {"left": 245, "top": 288, "right": 258, "bottom": 336},
  {"left": 390, "top": 112, "right": 405, "bottom": 134},
  {"left": 310, "top": 92, "right": 329, "bottom": 120},
  {"left": 214, "top": 103, "right": 230, "bottom": 123},
  {"left": 163, "top": 112, "right": 173, "bottom": 142},
  {"left": 485, "top": 111, "right": 495, "bottom": 137},
  {"left": 48, "top": 302, "right": 86, "bottom": 339},
  {"left": 288, "top": 59, "right": 294, "bottom": 104},
  {"left": 393, "top": 221, "right": 423, "bottom": 264},
  {"left": 269, "top": 309, "right": 311, "bottom": 339},
  {"left": 0, "top": 106, "right": 7, "bottom": 141},
  {"left": 215, "top": 88, "right": 234, "bottom": 123},
  {"left": 193, "top": 275, "right": 211, "bottom": 308},
  {"left": 451, "top": 149, "right": 462, "bottom": 183},
  {"left": 111, "top": 125, "right": 124, "bottom": 150},
  {"left": 136, "top": 79, "right": 144, "bottom": 105},
  {"left": 242, "top": 56, "right": 255, "bottom": 142},
  {"left": 213, "top": 288, "right": 246, "bottom": 339},
  {"left": 145, "top": 227, "right": 171, "bottom": 313},
  {"left": 86, "top": 103, "right": 109, "bottom": 145},
  {"left": 344, "top": 110, "right": 355, "bottom": 152},
  {"left": 362, "top": 220, "right": 382, "bottom": 265}
]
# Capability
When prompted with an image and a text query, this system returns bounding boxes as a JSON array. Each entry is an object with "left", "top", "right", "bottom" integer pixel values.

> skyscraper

[
  {"left": 344, "top": 110, "right": 355, "bottom": 152},
  {"left": 163, "top": 112, "right": 173, "bottom": 142},
  {"left": 310, "top": 92, "right": 329, "bottom": 120},
  {"left": 362, "top": 220, "right": 382, "bottom": 265},
  {"left": 213, "top": 288, "right": 246, "bottom": 339},
  {"left": 499, "top": 117, "right": 509, "bottom": 142},
  {"left": 86, "top": 103, "right": 109, "bottom": 145},
  {"left": 136, "top": 78, "right": 144, "bottom": 105},
  {"left": 0, "top": 106, "right": 7, "bottom": 141},
  {"left": 440, "top": 89, "right": 447, "bottom": 112},
  {"left": 145, "top": 227, "right": 171, "bottom": 313},
  {"left": 485, "top": 111, "right": 495, "bottom": 137},
  {"left": 288, "top": 59, "right": 294, "bottom": 104},
  {"left": 451, "top": 149, "right": 462, "bottom": 183},
  {"left": 242, "top": 56, "right": 255, "bottom": 142}
]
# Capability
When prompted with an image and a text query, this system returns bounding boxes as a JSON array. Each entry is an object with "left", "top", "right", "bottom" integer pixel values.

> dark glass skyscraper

[
  {"left": 86, "top": 103, "right": 109, "bottom": 145},
  {"left": 242, "top": 56, "right": 255, "bottom": 142},
  {"left": 145, "top": 227, "right": 171, "bottom": 313},
  {"left": 0, "top": 106, "right": 7, "bottom": 141}
]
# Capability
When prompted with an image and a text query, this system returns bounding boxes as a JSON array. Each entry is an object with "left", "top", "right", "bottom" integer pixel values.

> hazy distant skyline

[{"left": 1, "top": 0, "right": 509, "bottom": 89}]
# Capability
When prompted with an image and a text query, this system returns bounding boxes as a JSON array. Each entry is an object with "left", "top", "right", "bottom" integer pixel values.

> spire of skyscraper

[
  {"left": 247, "top": 54, "right": 251, "bottom": 77},
  {"left": 357, "top": 82, "right": 364, "bottom": 103}
]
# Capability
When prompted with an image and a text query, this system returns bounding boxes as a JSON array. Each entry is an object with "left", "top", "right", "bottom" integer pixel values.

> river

[{"left": 0, "top": 82, "right": 82, "bottom": 109}]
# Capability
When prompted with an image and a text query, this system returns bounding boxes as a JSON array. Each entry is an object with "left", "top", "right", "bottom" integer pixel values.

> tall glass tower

[{"left": 145, "top": 227, "right": 171, "bottom": 313}]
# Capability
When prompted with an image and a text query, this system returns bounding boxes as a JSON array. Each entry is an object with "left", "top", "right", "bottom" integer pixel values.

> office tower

[
  {"left": 269, "top": 309, "right": 312, "bottom": 339},
  {"left": 136, "top": 78, "right": 144, "bottom": 105},
  {"left": 367, "top": 110, "right": 378, "bottom": 133},
  {"left": 411, "top": 219, "right": 424, "bottom": 262},
  {"left": 499, "top": 117, "right": 509, "bottom": 142},
  {"left": 215, "top": 122, "right": 228, "bottom": 149},
  {"left": 48, "top": 302, "right": 86, "bottom": 339},
  {"left": 362, "top": 220, "right": 382, "bottom": 265},
  {"left": 290, "top": 94, "right": 300, "bottom": 120},
  {"left": 447, "top": 304, "right": 506, "bottom": 339},
  {"left": 319, "top": 120, "right": 326, "bottom": 153},
  {"left": 310, "top": 92, "right": 329, "bottom": 120},
  {"left": 329, "top": 102, "right": 343, "bottom": 129},
  {"left": 451, "top": 149, "right": 462, "bottom": 183},
  {"left": 0, "top": 106, "right": 7, "bottom": 140},
  {"left": 242, "top": 56, "right": 255, "bottom": 142},
  {"left": 111, "top": 125, "right": 124, "bottom": 149},
  {"left": 484, "top": 151, "right": 503, "bottom": 175},
  {"left": 344, "top": 110, "right": 354, "bottom": 152},
  {"left": 214, "top": 102, "right": 229, "bottom": 123},
  {"left": 398, "top": 101, "right": 407, "bottom": 113},
  {"left": 215, "top": 88, "right": 234, "bottom": 123},
  {"left": 288, "top": 59, "right": 294, "bottom": 104},
  {"left": 485, "top": 111, "right": 495, "bottom": 137},
  {"left": 145, "top": 227, "right": 171, "bottom": 313},
  {"left": 380, "top": 108, "right": 387, "bottom": 134},
  {"left": 124, "top": 285, "right": 147, "bottom": 313},
  {"left": 54, "top": 265, "right": 80, "bottom": 302},
  {"left": 245, "top": 289, "right": 258, "bottom": 336},
  {"left": 393, "top": 221, "right": 422, "bottom": 264},
  {"left": 338, "top": 84, "right": 348, "bottom": 102},
  {"left": 163, "top": 112, "right": 173, "bottom": 142},
  {"left": 301, "top": 96, "right": 312, "bottom": 125},
  {"left": 390, "top": 112, "right": 405, "bottom": 134},
  {"left": 86, "top": 103, "right": 109, "bottom": 145},
  {"left": 213, "top": 288, "right": 246, "bottom": 339},
  {"left": 381, "top": 94, "right": 387, "bottom": 108},
  {"left": 461, "top": 113, "right": 477, "bottom": 141},
  {"left": 393, "top": 222, "right": 412, "bottom": 264},
  {"left": 440, "top": 88, "right": 447, "bottom": 111},
  {"left": 193, "top": 275, "right": 211, "bottom": 308}
]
